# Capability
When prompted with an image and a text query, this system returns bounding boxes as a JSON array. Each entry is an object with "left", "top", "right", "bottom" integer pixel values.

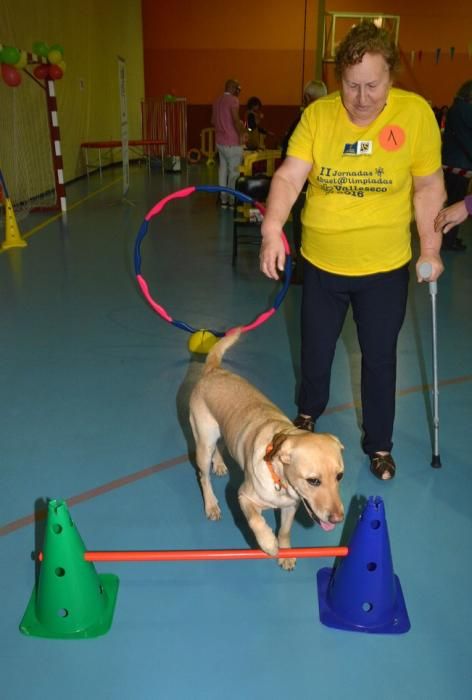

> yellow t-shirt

[{"left": 287, "top": 88, "right": 442, "bottom": 275}]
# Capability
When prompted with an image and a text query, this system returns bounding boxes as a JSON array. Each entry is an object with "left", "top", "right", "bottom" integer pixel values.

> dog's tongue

[{"left": 320, "top": 521, "right": 336, "bottom": 532}]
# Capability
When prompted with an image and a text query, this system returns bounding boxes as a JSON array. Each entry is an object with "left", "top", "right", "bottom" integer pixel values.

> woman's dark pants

[{"left": 298, "top": 261, "right": 409, "bottom": 455}]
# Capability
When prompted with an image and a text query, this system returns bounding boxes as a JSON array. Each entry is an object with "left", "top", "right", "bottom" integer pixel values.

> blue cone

[{"left": 317, "top": 496, "right": 410, "bottom": 634}]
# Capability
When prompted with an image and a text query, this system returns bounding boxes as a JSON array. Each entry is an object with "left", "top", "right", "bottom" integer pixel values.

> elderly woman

[{"left": 259, "top": 22, "right": 445, "bottom": 480}]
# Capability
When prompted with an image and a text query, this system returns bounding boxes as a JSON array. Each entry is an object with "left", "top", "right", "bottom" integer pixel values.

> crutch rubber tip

[{"left": 431, "top": 454, "right": 442, "bottom": 469}]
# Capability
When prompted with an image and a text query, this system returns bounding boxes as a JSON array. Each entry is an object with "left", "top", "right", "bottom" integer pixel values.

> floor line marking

[
  {"left": 0, "top": 454, "right": 187, "bottom": 537},
  {"left": 1, "top": 375, "right": 471, "bottom": 537},
  {"left": 325, "top": 375, "right": 472, "bottom": 414},
  {"left": 0, "top": 177, "right": 123, "bottom": 250}
]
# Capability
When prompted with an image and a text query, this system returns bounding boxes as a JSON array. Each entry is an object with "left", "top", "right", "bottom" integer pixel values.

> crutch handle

[{"left": 418, "top": 262, "right": 437, "bottom": 294}]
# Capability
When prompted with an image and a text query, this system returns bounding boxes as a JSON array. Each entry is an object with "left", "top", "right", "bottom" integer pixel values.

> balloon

[
  {"left": 58, "top": 59, "right": 66, "bottom": 73},
  {"left": 14, "top": 50, "right": 28, "bottom": 70},
  {"left": 1, "top": 45, "right": 20, "bottom": 65},
  {"left": 33, "top": 41, "right": 49, "bottom": 58},
  {"left": 1, "top": 63, "right": 22, "bottom": 87},
  {"left": 48, "top": 64, "right": 63, "bottom": 80},
  {"left": 49, "top": 43, "right": 64, "bottom": 57},
  {"left": 48, "top": 49, "right": 62, "bottom": 65},
  {"left": 33, "top": 63, "right": 49, "bottom": 80}
]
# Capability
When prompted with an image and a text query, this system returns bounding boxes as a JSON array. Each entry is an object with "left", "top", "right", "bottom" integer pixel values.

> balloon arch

[{"left": 0, "top": 40, "right": 66, "bottom": 88}]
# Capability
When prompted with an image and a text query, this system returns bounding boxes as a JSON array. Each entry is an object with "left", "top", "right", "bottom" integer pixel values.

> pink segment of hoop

[
  {"left": 243, "top": 308, "right": 276, "bottom": 331},
  {"left": 137, "top": 275, "right": 173, "bottom": 322},
  {"left": 227, "top": 308, "right": 276, "bottom": 335},
  {"left": 145, "top": 187, "right": 196, "bottom": 221}
]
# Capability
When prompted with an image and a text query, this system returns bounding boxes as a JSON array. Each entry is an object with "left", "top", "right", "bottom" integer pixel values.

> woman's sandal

[
  {"left": 370, "top": 452, "right": 396, "bottom": 480},
  {"left": 293, "top": 414, "right": 315, "bottom": 432}
]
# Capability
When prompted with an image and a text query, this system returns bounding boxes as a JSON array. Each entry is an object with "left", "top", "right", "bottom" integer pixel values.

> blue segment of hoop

[
  {"left": 273, "top": 262, "right": 291, "bottom": 310},
  {"left": 172, "top": 319, "right": 225, "bottom": 336},
  {"left": 195, "top": 184, "right": 254, "bottom": 204},
  {"left": 134, "top": 220, "right": 149, "bottom": 275}
]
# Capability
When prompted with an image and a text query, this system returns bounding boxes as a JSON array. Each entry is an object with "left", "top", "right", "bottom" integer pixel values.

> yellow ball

[{"left": 188, "top": 330, "right": 218, "bottom": 354}]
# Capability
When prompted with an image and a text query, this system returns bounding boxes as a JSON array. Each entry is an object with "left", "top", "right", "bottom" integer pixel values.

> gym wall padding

[{"left": 142, "top": 0, "right": 472, "bottom": 108}]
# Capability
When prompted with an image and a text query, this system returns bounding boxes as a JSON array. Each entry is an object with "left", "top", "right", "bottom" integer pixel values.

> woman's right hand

[
  {"left": 258, "top": 156, "right": 312, "bottom": 279},
  {"left": 259, "top": 228, "right": 286, "bottom": 280}
]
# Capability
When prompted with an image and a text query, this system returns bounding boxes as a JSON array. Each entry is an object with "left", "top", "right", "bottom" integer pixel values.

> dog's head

[{"left": 266, "top": 431, "right": 345, "bottom": 531}]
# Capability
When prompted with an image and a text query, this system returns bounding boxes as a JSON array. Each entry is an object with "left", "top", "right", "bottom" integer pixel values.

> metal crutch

[{"left": 418, "top": 262, "right": 441, "bottom": 468}]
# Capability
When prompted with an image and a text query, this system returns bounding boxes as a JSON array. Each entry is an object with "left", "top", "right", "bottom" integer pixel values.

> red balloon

[
  {"left": 1, "top": 63, "right": 21, "bottom": 87},
  {"left": 33, "top": 63, "right": 49, "bottom": 80},
  {"left": 48, "top": 64, "right": 63, "bottom": 80}
]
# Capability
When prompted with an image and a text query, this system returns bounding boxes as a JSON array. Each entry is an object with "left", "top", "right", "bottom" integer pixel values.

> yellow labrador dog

[{"left": 189, "top": 331, "right": 345, "bottom": 570}]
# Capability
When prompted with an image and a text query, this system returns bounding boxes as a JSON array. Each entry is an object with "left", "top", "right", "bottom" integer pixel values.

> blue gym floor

[{"left": 1, "top": 163, "right": 471, "bottom": 699}]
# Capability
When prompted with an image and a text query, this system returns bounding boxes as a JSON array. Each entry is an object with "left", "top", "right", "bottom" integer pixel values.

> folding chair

[{"left": 232, "top": 174, "right": 272, "bottom": 265}]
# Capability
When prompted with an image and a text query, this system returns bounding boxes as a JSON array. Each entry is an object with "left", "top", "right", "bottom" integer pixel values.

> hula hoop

[{"left": 134, "top": 184, "right": 292, "bottom": 337}]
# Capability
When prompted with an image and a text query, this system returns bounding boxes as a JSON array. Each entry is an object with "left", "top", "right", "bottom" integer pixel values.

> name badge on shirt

[{"left": 343, "top": 140, "right": 373, "bottom": 156}]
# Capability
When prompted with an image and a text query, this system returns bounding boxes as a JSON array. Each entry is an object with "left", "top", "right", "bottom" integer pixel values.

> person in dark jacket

[{"left": 441, "top": 80, "right": 472, "bottom": 251}]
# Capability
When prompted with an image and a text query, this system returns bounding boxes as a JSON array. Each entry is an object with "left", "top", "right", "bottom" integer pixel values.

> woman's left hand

[{"left": 416, "top": 255, "right": 444, "bottom": 282}]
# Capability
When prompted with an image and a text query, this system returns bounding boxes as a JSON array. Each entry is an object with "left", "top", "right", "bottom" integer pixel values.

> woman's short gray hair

[
  {"left": 303, "top": 80, "right": 328, "bottom": 102},
  {"left": 334, "top": 22, "right": 400, "bottom": 81}
]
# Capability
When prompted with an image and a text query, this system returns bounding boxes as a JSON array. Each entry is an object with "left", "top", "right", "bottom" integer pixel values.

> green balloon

[
  {"left": 33, "top": 41, "right": 49, "bottom": 58},
  {"left": 1, "top": 45, "right": 20, "bottom": 65}
]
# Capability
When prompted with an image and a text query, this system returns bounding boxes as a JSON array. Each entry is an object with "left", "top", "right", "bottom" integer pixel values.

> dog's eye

[
  {"left": 307, "top": 477, "right": 321, "bottom": 487},
  {"left": 336, "top": 473, "right": 344, "bottom": 482}
]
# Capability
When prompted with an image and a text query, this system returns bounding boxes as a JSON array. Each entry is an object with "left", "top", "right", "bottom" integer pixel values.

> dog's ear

[
  {"left": 325, "top": 433, "right": 344, "bottom": 451},
  {"left": 264, "top": 432, "right": 292, "bottom": 465}
]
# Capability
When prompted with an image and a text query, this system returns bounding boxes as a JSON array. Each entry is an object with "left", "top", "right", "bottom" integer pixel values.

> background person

[
  {"left": 441, "top": 80, "right": 472, "bottom": 251},
  {"left": 259, "top": 22, "right": 445, "bottom": 481},
  {"left": 280, "top": 80, "right": 328, "bottom": 160},
  {"left": 212, "top": 78, "right": 245, "bottom": 207},
  {"left": 245, "top": 96, "right": 273, "bottom": 150}
]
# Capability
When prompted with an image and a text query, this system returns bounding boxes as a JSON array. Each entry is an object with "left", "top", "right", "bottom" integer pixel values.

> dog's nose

[{"left": 329, "top": 512, "right": 344, "bottom": 524}]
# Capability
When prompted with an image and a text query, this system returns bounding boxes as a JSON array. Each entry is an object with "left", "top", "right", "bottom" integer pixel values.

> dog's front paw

[
  {"left": 278, "top": 556, "right": 297, "bottom": 572},
  {"left": 258, "top": 532, "right": 279, "bottom": 557},
  {"left": 205, "top": 503, "right": 222, "bottom": 521}
]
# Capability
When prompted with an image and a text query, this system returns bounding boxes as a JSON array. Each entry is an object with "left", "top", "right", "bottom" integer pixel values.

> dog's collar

[{"left": 264, "top": 443, "right": 287, "bottom": 491}]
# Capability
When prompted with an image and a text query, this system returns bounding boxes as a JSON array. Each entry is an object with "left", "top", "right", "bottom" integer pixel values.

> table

[{"left": 80, "top": 139, "right": 167, "bottom": 177}]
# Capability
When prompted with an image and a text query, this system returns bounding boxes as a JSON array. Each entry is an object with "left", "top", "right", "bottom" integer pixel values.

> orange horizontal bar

[
  {"left": 83, "top": 547, "right": 348, "bottom": 562},
  {"left": 38, "top": 547, "right": 348, "bottom": 563}
]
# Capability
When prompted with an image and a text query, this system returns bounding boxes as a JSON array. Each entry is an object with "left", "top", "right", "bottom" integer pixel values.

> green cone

[{"left": 20, "top": 499, "right": 119, "bottom": 639}]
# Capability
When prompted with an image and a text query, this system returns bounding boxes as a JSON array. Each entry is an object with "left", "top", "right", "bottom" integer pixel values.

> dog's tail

[{"left": 204, "top": 329, "right": 241, "bottom": 373}]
